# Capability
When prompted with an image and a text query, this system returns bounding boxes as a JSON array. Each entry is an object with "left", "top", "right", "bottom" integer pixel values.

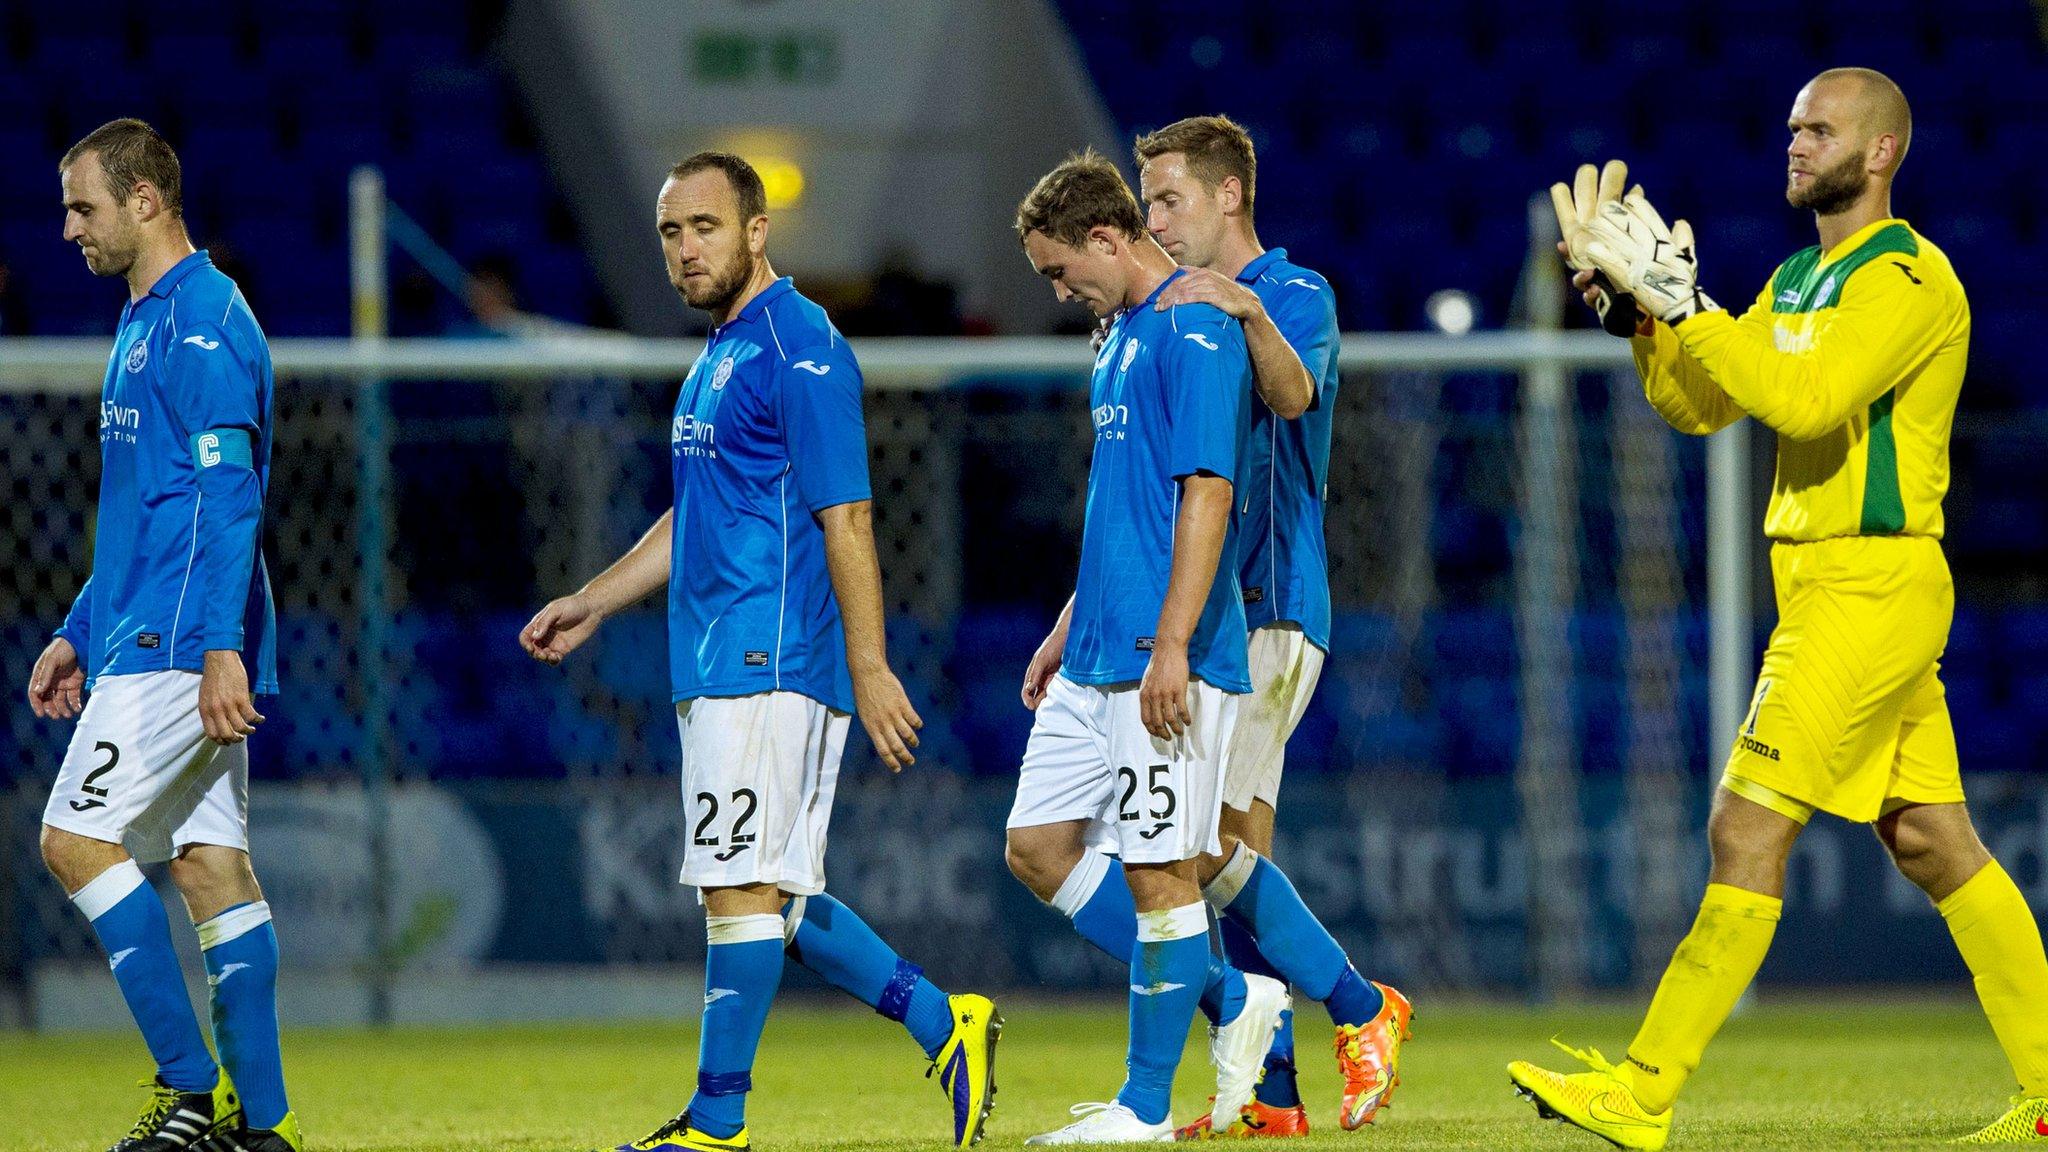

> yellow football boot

[
  {"left": 928, "top": 993, "right": 1004, "bottom": 1147},
  {"left": 204, "top": 1109, "right": 306, "bottom": 1151},
  {"left": 115, "top": 1068, "right": 240, "bottom": 1152},
  {"left": 1955, "top": 1096, "right": 2048, "bottom": 1143},
  {"left": 598, "top": 1112, "right": 747, "bottom": 1152},
  {"left": 1507, "top": 1038, "right": 1671, "bottom": 1151}
]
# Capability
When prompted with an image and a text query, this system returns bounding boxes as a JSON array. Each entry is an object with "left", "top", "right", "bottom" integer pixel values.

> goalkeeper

[{"left": 1509, "top": 67, "right": 2048, "bottom": 1148}]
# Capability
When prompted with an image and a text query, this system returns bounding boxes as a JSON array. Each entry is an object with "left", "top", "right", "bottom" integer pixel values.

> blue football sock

[
  {"left": 1209, "top": 847, "right": 1381, "bottom": 1028},
  {"left": 688, "top": 915, "right": 786, "bottom": 1139},
  {"left": 1220, "top": 916, "right": 1300, "bottom": 1108},
  {"left": 1260, "top": 1006, "right": 1302, "bottom": 1108},
  {"left": 198, "top": 901, "right": 289, "bottom": 1128},
  {"left": 1114, "top": 902, "right": 1209, "bottom": 1127},
  {"left": 73, "top": 861, "right": 216, "bottom": 1093},
  {"left": 1325, "top": 967, "right": 1383, "bottom": 1027},
  {"left": 1054, "top": 851, "right": 1240, "bottom": 1025},
  {"left": 787, "top": 893, "right": 953, "bottom": 1060}
]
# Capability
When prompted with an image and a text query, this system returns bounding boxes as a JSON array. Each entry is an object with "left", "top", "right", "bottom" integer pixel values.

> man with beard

[
  {"left": 521, "top": 152, "right": 1001, "bottom": 1152},
  {"left": 32, "top": 118, "right": 298, "bottom": 1152},
  {"left": 1509, "top": 68, "right": 2048, "bottom": 1148}
]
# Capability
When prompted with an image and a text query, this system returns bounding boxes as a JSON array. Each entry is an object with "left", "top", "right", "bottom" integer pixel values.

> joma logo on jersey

[
  {"left": 671, "top": 413, "right": 717, "bottom": 458},
  {"left": 1092, "top": 403, "right": 1129, "bottom": 441},
  {"left": 1737, "top": 734, "right": 1781, "bottom": 761}
]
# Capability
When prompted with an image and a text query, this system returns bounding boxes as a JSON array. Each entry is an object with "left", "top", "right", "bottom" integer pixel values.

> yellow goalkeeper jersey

[{"left": 1630, "top": 217, "right": 1969, "bottom": 542}]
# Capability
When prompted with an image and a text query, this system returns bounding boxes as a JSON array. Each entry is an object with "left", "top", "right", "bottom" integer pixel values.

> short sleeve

[
  {"left": 1266, "top": 275, "right": 1339, "bottom": 409},
  {"left": 1164, "top": 310, "right": 1250, "bottom": 484},
  {"left": 163, "top": 321, "right": 260, "bottom": 447},
  {"left": 779, "top": 342, "right": 872, "bottom": 513}
]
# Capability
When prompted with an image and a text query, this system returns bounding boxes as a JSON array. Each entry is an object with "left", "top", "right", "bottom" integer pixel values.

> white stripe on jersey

[
  {"left": 167, "top": 491, "right": 203, "bottom": 665},
  {"left": 776, "top": 469, "right": 789, "bottom": 689}
]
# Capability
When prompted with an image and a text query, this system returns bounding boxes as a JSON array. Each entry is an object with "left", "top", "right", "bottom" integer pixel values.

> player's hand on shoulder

[
  {"left": 1155, "top": 266, "right": 1261, "bottom": 321},
  {"left": 520, "top": 594, "right": 602, "bottom": 665},
  {"left": 1138, "top": 643, "right": 1192, "bottom": 741},
  {"left": 852, "top": 666, "right": 923, "bottom": 772},
  {"left": 199, "top": 649, "right": 264, "bottom": 744},
  {"left": 27, "top": 636, "right": 84, "bottom": 720}
]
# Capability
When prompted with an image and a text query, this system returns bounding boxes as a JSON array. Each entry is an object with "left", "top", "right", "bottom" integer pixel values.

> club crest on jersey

[
  {"left": 124, "top": 338, "right": 148, "bottom": 374},
  {"left": 1815, "top": 275, "right": 1839, "bottom": 308},
  {"left": 710, "top": 356, "right": 735, "bottom": 391},
  {"left": 1118, "top": 337, "right": 1140, "bottom": 373}
]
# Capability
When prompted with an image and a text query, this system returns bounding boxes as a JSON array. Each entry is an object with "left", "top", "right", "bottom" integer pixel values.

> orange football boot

[
  {"left": 1172, "top": 1097, "right": 1310, "bottom": 1140},
  {"left": 1333, "top": 983, "right": 1413, "bottom": 1129}
]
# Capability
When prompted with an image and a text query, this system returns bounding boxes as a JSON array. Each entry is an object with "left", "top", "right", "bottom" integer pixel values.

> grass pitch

[{"left": 0, "top": 994, "right": 2018, "bottom": 1150}]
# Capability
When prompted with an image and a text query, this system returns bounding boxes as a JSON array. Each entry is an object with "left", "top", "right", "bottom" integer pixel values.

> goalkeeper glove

[
  {"left": 1550, "top": 159, "right": 1642, "bottom": 336},
  {"left": 1582, "top": 190, "right": 1720, "bottom": 325}
]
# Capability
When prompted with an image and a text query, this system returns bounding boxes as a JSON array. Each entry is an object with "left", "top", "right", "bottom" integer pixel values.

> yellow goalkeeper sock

[
  {"left": 1619, "top": 882, "right": 1782, "bottom": 1114},
  {"left": 1938, "top": 860, "right": 2048, "bottom": 1098}
]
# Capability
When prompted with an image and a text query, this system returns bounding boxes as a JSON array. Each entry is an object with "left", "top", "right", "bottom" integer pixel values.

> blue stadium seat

[
  {"left": 1576, "top": 675, "right": 1625, "bottom": 771},
  {"left": 2000, "top": 607, "right": 2048, "bottom": 665},
  {"left": 291, "top": 69, "right": 391, "bottom": 136},
  {"left": 259, "top": 31, "right": 357, "bottom": 78},
  {"left": 33, "top": 32, "right": 129, "bottom": 75},
  {"left": 375, "top": 31, "right": 469, "bottom": 74},
  {"left": 147, "top": 32, "right": 240, "bottom": 76},
  {"left": 518, "top": 245, "right": 595, "bottom": 323},
  {"left": 0, "top": 129, "right": 53, "bottom": 212},
  {"left": 36, "top": 60, "right": 151, "bottom": 140},
  {"left": 180, "top": 125, "right": 275, "bottom": 176},
  {"left": 166, "top": 64, "right": 269, "bottom": 123},
  {"left": 1373, "top": 0, "right": 1483, "bottom": 37},
  {"left": 251, "top": 0, "right": 352, "bottom": 35},
  {"left": 1605, "top": 32, "right": 1690, "bottom": 80},
  {"left": 1328, "top": 611, "right": 1399, "bottom": 659},
  {"left": 1958, "top": 705, "right": 2034, "bottom": 772},
  {"left": 366, "top": 0, "right": 473, "bottom": 37},
  {"left": 1431, "top": 608, "right": 1515, "bottom": 672}
]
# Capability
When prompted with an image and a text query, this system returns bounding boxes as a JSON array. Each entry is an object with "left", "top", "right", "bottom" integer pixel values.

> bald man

[{"left": 1509, "top": 69, "right": 2048, "bottom": 1148}]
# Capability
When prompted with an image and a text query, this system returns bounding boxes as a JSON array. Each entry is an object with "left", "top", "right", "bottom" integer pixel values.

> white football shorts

[
  {"left": 676, "top": 690, "right": 848, "bottom": 895},
  {"left": 1006, "top": 673, "right": 1237, "bottom": 864},
  {"left": 41, "top": 670, "right": 248, "bottom": 864},
  {"left": 1223, "top": 623, "right": 1325, "bottom": 812}
]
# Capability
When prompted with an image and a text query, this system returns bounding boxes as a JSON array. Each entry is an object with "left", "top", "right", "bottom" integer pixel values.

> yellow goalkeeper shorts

[{"left": 1721, "top": 534, "right": 1964, "bottom": 825}]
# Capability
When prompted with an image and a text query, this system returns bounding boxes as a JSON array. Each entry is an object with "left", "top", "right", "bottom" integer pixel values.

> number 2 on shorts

[{"left": 70, "top": 741, "right": 119, "bottom": 812}]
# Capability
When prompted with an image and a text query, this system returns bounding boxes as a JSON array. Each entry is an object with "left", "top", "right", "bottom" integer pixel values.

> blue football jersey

[
  {"left": 1064, "top": 270, "right": 1252, "bottom": 694},
  {"left": 55, "top": 250, "right": 278, "bottom": 693},
  {"left": 1233, "top": 249, "right": 1338, "bottom": 652},
  {"left": 669, "top": 278, "right": 870, "bottom": 713}
]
